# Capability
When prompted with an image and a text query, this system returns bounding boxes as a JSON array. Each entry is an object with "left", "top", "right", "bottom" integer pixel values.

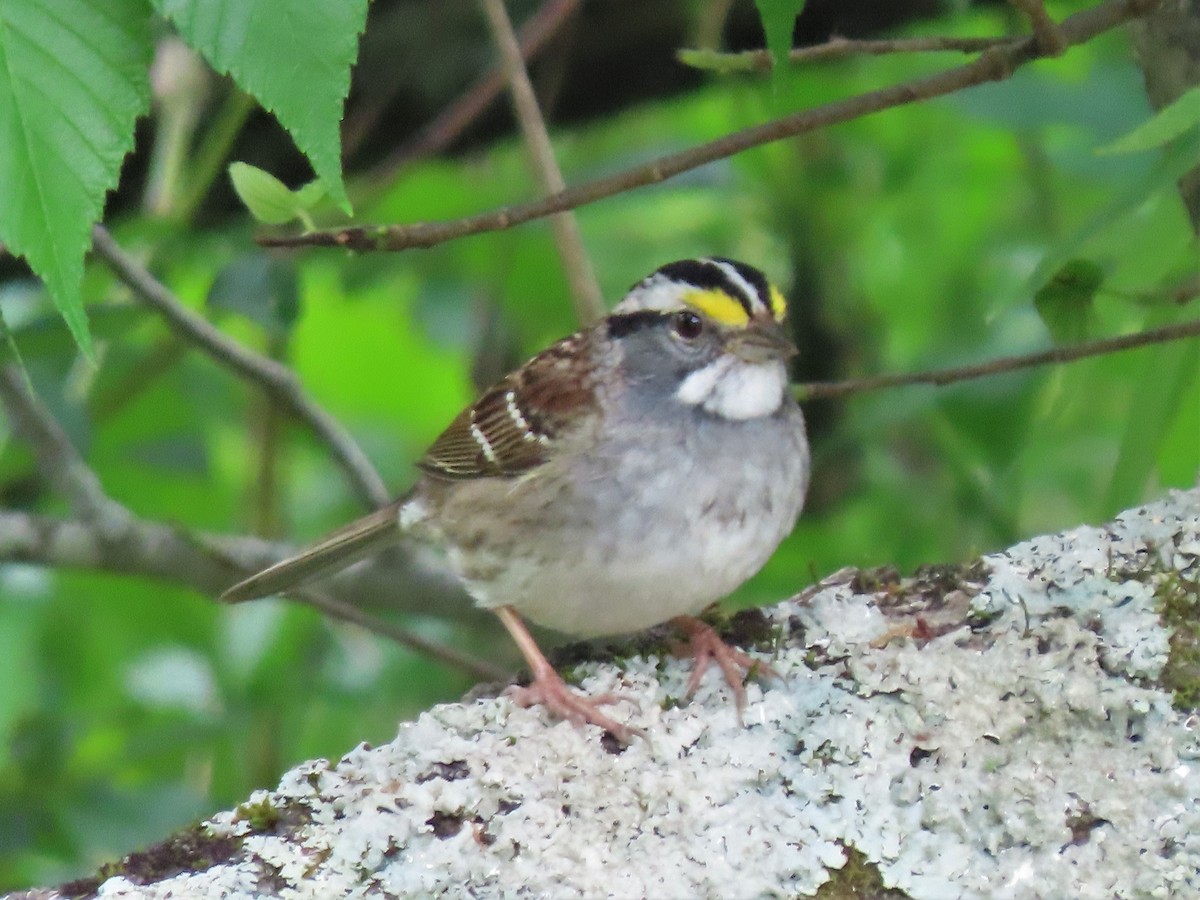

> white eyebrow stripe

[{"left": 705, "top": 258, "right": 763, "bottom": 314}]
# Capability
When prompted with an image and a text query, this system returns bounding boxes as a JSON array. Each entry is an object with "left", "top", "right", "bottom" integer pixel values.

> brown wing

[{"left": 417, "top": 331, "right": 598, "bottom": 481}]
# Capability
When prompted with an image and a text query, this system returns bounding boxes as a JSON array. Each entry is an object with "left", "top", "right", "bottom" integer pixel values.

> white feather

[
  {"left": 676, "top": 359, "right": 787, "bottom": 420},
  {"left": 613, "top": 273, "right": 687, "bottom": 314}
]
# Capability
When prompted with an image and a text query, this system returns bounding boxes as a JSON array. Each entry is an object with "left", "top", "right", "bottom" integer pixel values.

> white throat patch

[{"left": 676, "top": 358, "right": 788, "bottom": 420}]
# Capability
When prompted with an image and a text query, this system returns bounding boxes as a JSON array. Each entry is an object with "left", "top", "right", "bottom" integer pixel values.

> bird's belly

[
  {"left": 468, "top": 508, "right": 790, "bottom": 637},
  {"left": 439, "top": 412, "right": 808, "bottom": 638}
]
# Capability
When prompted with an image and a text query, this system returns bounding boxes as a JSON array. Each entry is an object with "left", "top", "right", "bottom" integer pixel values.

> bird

[{"left": 221, "top": 257, "right": 810, "bottom": 741}]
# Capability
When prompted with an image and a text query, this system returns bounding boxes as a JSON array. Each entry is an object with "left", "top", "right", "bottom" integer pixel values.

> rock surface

[{"left": 42, "top": 489, "right": 1200, "bottom": 898}]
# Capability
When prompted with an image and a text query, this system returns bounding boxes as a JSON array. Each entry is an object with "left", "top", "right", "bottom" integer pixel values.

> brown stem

[
  {"left": 796, "top": 319, "right": 1200, "bottom": 401},
  {"left": 677, "top": 34, "right": 1017, "bottom": 73},
  {"left": 1008, "top": 0, "right": 1068, "bottom": 55},
  {"left": 478, "top": 0, "right": 603, "bottom": 324}
]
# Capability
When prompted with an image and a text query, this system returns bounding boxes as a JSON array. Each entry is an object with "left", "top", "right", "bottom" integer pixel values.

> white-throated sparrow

[{"left": 222, "top": 258, "right": 810, "bottom": 740}]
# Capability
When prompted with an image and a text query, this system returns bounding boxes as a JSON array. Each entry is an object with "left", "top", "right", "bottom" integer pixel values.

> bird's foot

[
  {"left": 493, "top": 605, "right": 642, "bottom": 743},
  {"left": 505, "top": 670, "right": 641, "bottom": 743},
  {"left": 672, "top": 615, "right": 778, "bottom": 722}
]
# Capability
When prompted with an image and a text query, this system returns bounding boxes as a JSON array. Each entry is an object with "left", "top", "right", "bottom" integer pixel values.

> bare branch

[
  {"left": 261, "top": 0, "right": 1160, "bottom": 254},
  {"left": 363, "top": 0, "right": 580, "bottom": 184},
  {"left": 677, "top": 35, "right": 1017, "bottom": 74},
  {"left": 90, "top": 226, "right": 390, "bottom": 510},
  {"left": 0, "top": 353, "right": 493, "bottom": 676},
  {"left": 0, "top": 366, "right": 127, "bottom": 529},
  {"left": 1009, "top": 0, "right": 1068, "bottom": 55},
  {"left": 0, "top": 507, "right": 503, "bottom": 678},
  {"left": 478, "top": 0, "right": 603, "bottom": 324},
  {"left": 796, "top": 318, "right": 1200, "bottom": 401}
]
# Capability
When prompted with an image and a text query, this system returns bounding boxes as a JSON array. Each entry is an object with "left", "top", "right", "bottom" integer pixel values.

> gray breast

[{"left": 417, "top": 395, "right": 809, "bottom": 636}]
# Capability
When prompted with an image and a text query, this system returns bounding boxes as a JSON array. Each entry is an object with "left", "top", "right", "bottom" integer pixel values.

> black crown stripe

[
  {"left": 710, "top": 257, "right": 772, "bottom": 312},
  {"left": 650, "top": 259, "right": 755, "bottom": 317}
]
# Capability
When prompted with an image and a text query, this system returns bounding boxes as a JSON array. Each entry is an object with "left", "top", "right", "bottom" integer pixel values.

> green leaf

[
  {"left": 153, "top": 0, "right": 367, "bottom": 214},
  {"left": 0, "top": 0, "right": 153, "bottom": 358},
  {"left": 294, "top": 180, "right": 328, "bottom": 209},
  {"left": 753, "top": 0, "right": 805, "bottom": 70},
  {"left": 1033, "top": 259, "right": 1103, "bottom": 344},
  {"left": 229, "top": 162, "right": 320, "bottom": 227},
  {"left": 1097, "top": 86, "right": 1200, "bottom": 155}
]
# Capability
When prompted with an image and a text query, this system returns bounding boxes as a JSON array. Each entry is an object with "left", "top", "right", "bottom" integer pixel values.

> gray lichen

[{"left": 81, "top": 488, "right": 1200, "bottom": 899}]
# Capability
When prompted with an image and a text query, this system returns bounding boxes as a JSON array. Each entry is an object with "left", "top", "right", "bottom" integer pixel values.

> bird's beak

[{"left": 729, "top": 320, "right": 798, "bottom": 363}]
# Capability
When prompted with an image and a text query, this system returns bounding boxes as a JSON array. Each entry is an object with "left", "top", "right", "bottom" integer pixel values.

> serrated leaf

[
  {"left": 1033, "top": 259, "right": 1103, "bottom": 344},
  {"left": 0, "top": 0, "right": 153, "bottom": 358},
  {"left": 153, "top": 0, "right": 366, "bottom": 214},
  {"left": 753, "top": 0, "right": 805, "bottom": 70},
  {"left": 229, "top": 162, "right": 309, "bottom": 226},
  {"left": 1097, "top": 86, "right": 1200, "bottom": 156}
]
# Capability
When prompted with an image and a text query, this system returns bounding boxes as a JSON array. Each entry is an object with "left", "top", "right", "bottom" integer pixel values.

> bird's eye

[{"left": 673, "top": 310, "right": 704, "bottom": 340}]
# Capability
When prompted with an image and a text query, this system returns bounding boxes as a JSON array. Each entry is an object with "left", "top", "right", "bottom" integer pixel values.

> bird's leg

[
  {"left": 494, "top": 606, "right": 638, "bottom": 742},
  {"left": 671, "top": 615, "right": 777, "bottom": 722}
]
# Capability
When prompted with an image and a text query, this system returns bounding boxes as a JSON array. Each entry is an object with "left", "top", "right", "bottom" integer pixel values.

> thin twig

[
  {"left": 1009, "top": 0, "right": 1068, "bottom": 55},
  {"left": 677, "top": 34, "right": 1017, "bottom": 73},
  {"left": 478, "top": 0, "right": 603, "bottom": 324},
  {"left": 262, "top": 0, "right": 1158, "bottom": 253},
  {"left": 0, "top": 365, "right": 127, "bottom": 529},
  {"left": 796, "top": 319, "right": 1200, "bottom": 401},
  {"left": 91, "top": 226, "right": 390, "bottom": 510},
  {"left": 361, "top": 0, "right": 580, "bottom": 185}
]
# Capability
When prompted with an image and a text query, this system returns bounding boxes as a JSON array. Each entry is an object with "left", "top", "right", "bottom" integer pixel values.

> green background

[{"left": 0, "top": 2, "right": 1196, "bottom": 889}]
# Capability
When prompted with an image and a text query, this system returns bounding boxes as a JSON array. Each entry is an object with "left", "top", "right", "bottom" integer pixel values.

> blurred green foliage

[
  {"left": 0, "top": 0, "right": 367, "bottom": 358},
  {"left": 1, "top": 4, "right": 1197, "bottom": 890}
]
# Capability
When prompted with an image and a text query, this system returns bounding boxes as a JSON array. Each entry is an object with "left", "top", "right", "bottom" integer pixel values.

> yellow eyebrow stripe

[
  {"left": 683, "top": 289, "right": 749, "bottom": 326},
  {"left": 768, "top": 286, "right": 788, "bottom": 322}
]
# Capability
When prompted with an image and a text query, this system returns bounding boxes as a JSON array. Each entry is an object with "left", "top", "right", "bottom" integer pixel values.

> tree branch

[
  {"left": 676, "top": 34, "right": 1017, "bottom": 74},
  {"left": 261, "top": 0, "right": 1160, "bottom": 253},
  {"left": 0, "top": 506, "right": 502, "bottom": 677},
  {"left": 90, "top": 226, "right": 390, "bottom": 509},
  {"left": 796, "top": 318, "right": 1200, "bottom": 400},
  {"left": 0, "top": 366, "right": 127, "bottom": 530},
  {"left": 478, "top": 0, "right": 603, "bottom": 324},
  {"left": 1009, "top": 0, "right": 1068, "bottom": 55},
  {"left": 0, "top": 330, "right": 496, "bottom": 677}
]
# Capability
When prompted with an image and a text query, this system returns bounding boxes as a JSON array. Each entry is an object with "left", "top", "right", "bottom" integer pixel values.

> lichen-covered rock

[{"left": 74, "top": 489, "right": 1200, "bottom": 898}]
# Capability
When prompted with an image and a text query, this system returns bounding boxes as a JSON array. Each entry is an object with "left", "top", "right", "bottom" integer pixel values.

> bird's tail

[{"left": 220, "top": 498, "right": 407, "bottom": 603}]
